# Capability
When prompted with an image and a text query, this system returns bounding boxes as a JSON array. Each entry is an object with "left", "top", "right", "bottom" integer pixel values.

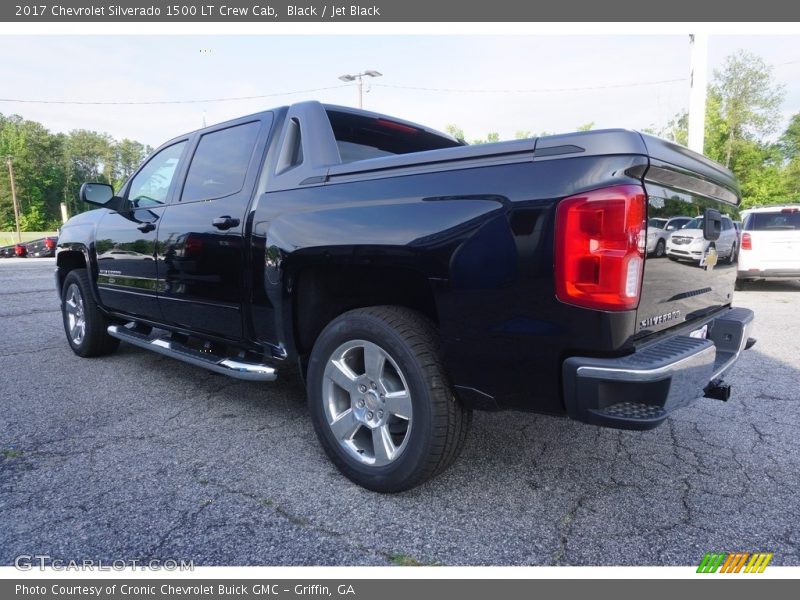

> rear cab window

[{"left": 325, "top": 109, "right": 462, "bottom": 163}]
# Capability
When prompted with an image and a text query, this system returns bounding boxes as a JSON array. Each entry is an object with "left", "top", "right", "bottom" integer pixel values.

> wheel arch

[
  {"left": 55, "top": 245, "right": 96, "bottom": 303},
  {"left": 291, "top": 262, "right": 440, "bottom": 359}
]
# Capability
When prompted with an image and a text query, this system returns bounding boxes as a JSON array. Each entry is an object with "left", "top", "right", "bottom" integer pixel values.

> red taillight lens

[
  {"left": 741, "top": 232, "right": 752, "bottom": 250},
  {"left": 45, "top": 238, "right": 55, "bottom": 248},
  {"left": 554, "top": 185, "right": 646, "bottom": 311}
]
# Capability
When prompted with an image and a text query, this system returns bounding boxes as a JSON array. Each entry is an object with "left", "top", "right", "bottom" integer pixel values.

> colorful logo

[{"left": 697, "top": 552, "right": 773, "bottom": 573}]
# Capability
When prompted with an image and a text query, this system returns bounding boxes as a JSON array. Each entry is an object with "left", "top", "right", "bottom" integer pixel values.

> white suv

[
  {"left": 738, "top": 205, "right": 800, "bottom": 281},
  {"left": 666, "top": 215, "right": 738, "bottom": 265}
]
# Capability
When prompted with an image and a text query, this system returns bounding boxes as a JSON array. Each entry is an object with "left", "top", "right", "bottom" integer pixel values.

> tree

[
  {"left": 0, "top": 114, "right": 66, "bottom": 231},
  {"left": 1, "top": 112, "right": 152, "bottom": 229},
  {"left": 62, "top": 129, "right": 114, "bottom": 218},
  {"left": 711, "top": 50, "right": 784, "bottom": 168},
  {"left": 779, "top": 112, "right": 800, "bottom": 160},
  {"left": 113, "top": 139, "right": 151, "bottom": 190},
  {"left": 576, "top": 122, "right": 595, "bottom": 132},
  {"left": 444, "top": 124, "right": 465, "bottom": 143}
]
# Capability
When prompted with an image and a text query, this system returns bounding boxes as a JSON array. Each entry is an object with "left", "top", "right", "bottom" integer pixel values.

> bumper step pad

[{"left": 593, "top": 401, "right": 667, "bottom": 421}]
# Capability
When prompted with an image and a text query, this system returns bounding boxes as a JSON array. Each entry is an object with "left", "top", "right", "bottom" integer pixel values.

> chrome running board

[{"left": 107, "top": 325, "right": 277, "bottom": 382}]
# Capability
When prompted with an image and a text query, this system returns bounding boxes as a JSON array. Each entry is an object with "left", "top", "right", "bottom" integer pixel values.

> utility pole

[
  {"left": 6, "top": 156, "right": 22, "bottom": 244},
  {"left": 688, "top": 34, "right": 708, "bottom": 154},
  {"left": 338, "top": 70, "right": 383, "bottom": 109}
]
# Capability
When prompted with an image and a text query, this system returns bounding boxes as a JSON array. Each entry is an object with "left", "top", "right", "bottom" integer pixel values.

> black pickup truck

[{"left": 56, "top": 101, "right": 755, "bottom": 492}]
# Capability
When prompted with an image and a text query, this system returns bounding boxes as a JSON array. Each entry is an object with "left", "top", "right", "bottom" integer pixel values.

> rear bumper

[
  {"left": 737, "top": 268, "right": 800, "bottom": 279},
  {"left": 562, "top": 307, "right": 754, "bottom": 430}
]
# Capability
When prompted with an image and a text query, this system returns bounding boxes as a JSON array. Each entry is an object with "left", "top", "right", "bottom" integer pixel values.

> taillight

[
  {"left": 554, "top": 185, "right": 646, "bottom": 311},
  {"left": 45, "top": 238, "right": 55, "bottom": 249},
  {"left": 741, "top": 232, "right": 752, "bottom": 250}
]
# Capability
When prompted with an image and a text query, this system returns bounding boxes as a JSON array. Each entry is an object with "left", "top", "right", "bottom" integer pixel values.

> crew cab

[{"left": 55, "top": 102, "right": 755, "bottom": 492}]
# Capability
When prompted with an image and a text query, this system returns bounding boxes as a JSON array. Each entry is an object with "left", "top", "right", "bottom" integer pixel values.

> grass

[{"left": 388, "top": 553, "right": 425, "bottom": 566}]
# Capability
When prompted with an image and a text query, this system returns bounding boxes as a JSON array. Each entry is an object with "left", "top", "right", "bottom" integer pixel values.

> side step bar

[{"left": 107, "top": 325, "right": 278, "bottom": 382}]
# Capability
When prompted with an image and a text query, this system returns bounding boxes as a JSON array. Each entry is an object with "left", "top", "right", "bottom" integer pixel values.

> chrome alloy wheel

[
  {"left": 64, "top": 283, "right": 86, "bottom": 345},
  {"left": 322, "top": 340, "right": 413, "bottom": 466}
]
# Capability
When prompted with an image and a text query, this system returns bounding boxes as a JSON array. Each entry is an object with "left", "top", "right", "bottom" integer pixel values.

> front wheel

[
  {"left": 307, "top": 306, "right": 471, "bottom": 493},
  {"left": 61, "top": 269, "right": 120, "bottom": 357}
]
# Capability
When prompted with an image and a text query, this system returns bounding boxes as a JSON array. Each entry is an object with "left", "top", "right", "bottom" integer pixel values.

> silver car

[
  {"left": 666, "top": 215, "right": 739, "bottom": 265},
  {"left": 646, "top": 216, "right": 693, "bottom": 258}
]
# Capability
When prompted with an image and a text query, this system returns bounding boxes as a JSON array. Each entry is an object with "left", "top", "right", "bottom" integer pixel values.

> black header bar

[{"left": 2, "top": 0, "right": 800, "bottom": 22}]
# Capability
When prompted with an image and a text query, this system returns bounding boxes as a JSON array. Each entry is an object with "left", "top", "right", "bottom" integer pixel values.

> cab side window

[
  {"left": 181, "top": 121, "right": 261, "bottom": 203},
  {"left": 127, "top": 141, "right": 187, "bottom": 207}
]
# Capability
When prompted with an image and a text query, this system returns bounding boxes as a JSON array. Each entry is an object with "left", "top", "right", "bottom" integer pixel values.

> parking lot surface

[{"left": 1, "top": 258, "right": 798, "bottom": 566}]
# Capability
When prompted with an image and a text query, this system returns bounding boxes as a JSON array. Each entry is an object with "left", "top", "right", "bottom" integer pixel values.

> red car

[{"left": 26, "top": 236, "right": 57, "bottom": 257}]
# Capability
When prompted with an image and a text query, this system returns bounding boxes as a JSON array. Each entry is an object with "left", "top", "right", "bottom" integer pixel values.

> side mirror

[
  {"left": 80, "top": 182, "right": 114, "bottom": 206},
  {"left": 703, "top": 208, "right": 721, "bottom": 241},
  {"left": 79, "top": 182, "right": 127, "bottom": 212}
]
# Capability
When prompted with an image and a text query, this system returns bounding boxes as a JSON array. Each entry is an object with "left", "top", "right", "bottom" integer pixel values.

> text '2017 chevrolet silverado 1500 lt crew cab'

[{"left": 56, "top": 101, "right": 755, "bottom": 492}]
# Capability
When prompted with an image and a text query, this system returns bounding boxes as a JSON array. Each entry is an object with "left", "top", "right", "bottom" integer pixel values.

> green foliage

[
  {"left": 653, "top": 52, "right": 794, "bottom": 208},
  {"left": 711, "top": 50, "right": 784, "bottom": 167},
  {"left": 576, "top": 122, "right": 595, "bottom": 132},
  {"left": 0, "top": 113, "right": 150, "bottom": 231},
  {"left": 779, "top": 112, "right": 800, "bottom": 160},
  {"left": 444, "top": 124, "right": 465, "bottom": 142}
]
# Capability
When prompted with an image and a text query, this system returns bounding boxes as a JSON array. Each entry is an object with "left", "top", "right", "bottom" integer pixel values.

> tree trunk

[{"left": 725, "top": 128, "right": 735, "bottom": 168}]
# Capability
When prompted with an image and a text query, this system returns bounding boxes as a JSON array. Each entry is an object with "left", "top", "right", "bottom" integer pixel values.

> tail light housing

[
  {"left": 554, "top": 185, "right": 646, "bottom": 311},
  {"left": 44, "top": 238, "right": 55, "bottom": 249},
  {"left": 741, "top": 232, "right": 752, "bottom": 250}
]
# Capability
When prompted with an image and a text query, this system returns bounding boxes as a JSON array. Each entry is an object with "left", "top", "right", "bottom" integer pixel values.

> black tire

[
  {"left": 727, "top": 243, "right": 737, "bottom": 264},
  {"left": 307, "top": 306, "right": 471, "bottom": 493},
  {"left": 654, "top": 239, "right": 666, "bottom": 258},
  {"left": 61, "top": 268, "right": 120, "bottom": 358}
]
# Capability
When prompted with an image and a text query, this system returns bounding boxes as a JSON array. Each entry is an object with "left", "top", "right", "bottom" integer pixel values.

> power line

[
  {"left": 0, "top": 84, "right": 351, "bottom": 106},
  {"left": 2, "top": 59, "right": 799, "bottom": 106},
  {"left": 371, "top": 78, "right": 689, "bottom": 94}
]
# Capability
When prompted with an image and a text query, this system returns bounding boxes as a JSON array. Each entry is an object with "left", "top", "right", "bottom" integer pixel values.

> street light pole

[
  {"left": 688, "top": 33, "right": 708, "bottom": 154},
  {"left": 6, "top": 156, "right": 22, "bottom": 244},
  {"left": 338, "top": 70, "right": 383, "bottom": 108}
]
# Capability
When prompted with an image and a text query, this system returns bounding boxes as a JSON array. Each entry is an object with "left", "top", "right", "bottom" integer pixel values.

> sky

[{"left": 1, "top": 35, "right": 798, "bottom": 147}]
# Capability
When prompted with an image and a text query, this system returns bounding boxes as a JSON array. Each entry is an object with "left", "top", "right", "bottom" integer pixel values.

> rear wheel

[
  {"left": 307, "top": 306, "right": 471, "bottom": 493},
  {"left": 61, "top": 269, "right": 120, "bottom": 357},
  {"left": 727, "top": 243, "right": 738, "bottom": 264}
]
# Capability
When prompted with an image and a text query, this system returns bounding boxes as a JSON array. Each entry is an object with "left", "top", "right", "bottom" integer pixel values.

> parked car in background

[
  {"left": 646, "top": 216, "right": 693, "bottom": 257},
  {"left": 667, "top": 215, "right": 738, "bottom": 265},
  {"left": 26, "top": 236, "right": 58, "bottom": 258},
  {"left": 738, "top": 205, "right": 800, "bottom": 283}
]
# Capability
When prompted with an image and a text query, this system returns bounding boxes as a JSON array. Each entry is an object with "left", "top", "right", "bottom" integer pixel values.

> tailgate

[{"left": 637, "top": 135, "right": 740, "bottom": 337}]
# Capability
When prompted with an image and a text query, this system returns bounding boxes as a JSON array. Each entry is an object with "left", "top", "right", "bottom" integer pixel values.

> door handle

[
  {"left": 212, "top": 216, "right": 240, "bottom": 230},
  {"left": 137, "top": 222, "right": 156, "bottom": 233}
]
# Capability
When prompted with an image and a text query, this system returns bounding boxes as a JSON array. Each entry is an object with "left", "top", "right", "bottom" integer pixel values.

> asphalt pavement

[{"left": 1, "top": 258, "right": 798, "bottom": 566}]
